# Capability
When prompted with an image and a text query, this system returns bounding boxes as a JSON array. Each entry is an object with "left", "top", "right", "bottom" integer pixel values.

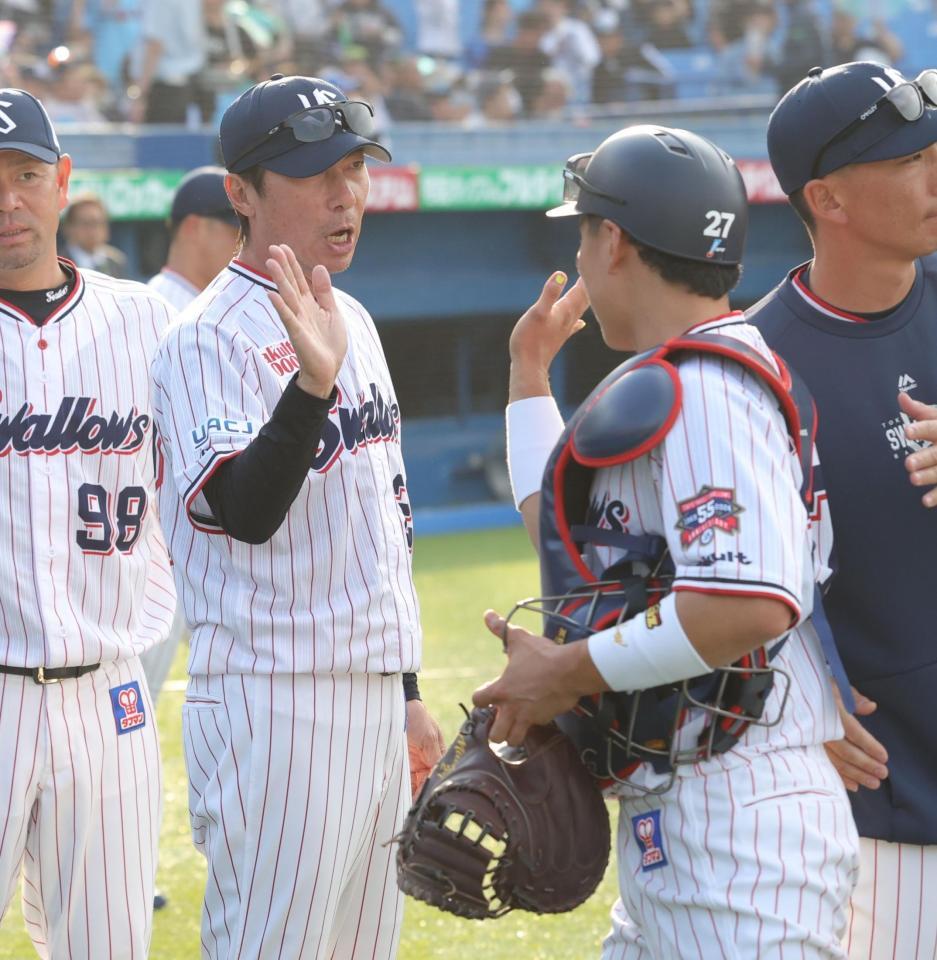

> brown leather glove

[{"left": 395, "top": 706, "right": 610, "bottom": 919}]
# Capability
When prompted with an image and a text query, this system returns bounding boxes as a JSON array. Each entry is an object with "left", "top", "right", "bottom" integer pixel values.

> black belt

[{"left": 0, "top": 663, "right": 100, "bottom": 684}]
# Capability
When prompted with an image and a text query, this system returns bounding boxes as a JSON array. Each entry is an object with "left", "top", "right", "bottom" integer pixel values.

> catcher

[{"left": 474, "top": 125, "right": 860, "bottom": 957}]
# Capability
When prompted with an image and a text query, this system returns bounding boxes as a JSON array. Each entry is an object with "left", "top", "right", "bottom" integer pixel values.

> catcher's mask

[
  {"left": 529, "top": 331, "right": 813, "bottom": 792},
  {"left": 505, "top": 581, "right": 791, "bottom": 794}
]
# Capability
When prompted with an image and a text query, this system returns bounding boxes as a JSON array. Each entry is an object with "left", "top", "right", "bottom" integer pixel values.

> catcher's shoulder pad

[
  {"left": 571, "top": 356, "right": 681, "bottom": 467},
  {"left": 571, "top": 331, "right": 805, "bottom": 468},
  {"left": 539, "top": 328, "right": 815, "bottom": 596}
]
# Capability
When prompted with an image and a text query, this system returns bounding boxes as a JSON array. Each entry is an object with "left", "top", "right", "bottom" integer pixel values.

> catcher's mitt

[{"left": 395, "top": 706, "right": 610, "bottom": 919}]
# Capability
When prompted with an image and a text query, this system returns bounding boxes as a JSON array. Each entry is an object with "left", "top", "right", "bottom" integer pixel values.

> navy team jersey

[{"left": 748, "top": 253, "right": 937, "bottom": 844}]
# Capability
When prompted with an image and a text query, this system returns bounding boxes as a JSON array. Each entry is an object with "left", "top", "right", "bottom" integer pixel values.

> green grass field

[{"left": 0, "top": 527, "right": 619, "bottom": 959}]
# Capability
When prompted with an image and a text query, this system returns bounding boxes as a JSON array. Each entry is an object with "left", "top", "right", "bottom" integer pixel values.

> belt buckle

[{"left": 34, "top": 666, "right": 61, "bottom": 685}]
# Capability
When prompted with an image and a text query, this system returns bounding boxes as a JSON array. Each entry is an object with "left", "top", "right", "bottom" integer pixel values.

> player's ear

[
  {"left": 802, "top": 176, "right": 847, "bottom": 227},
  {"left": 225, "top": 173, "right": 254, "bottom": 220},
  {"left": 605, "top": 220, "right": 632, "bottom": 273},
  {"left": 55, "top": 154, "right": 72, "bottom": 212}
]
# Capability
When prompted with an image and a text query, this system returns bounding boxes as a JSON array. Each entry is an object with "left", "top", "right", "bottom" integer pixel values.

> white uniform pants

[
  {"left": 0, "top": 658, "right": 161, "bottom": 959},
  {"left": 845, "top": 837, "right": 937, "bottom": 959},
  {"left": 602, "top": 745, "right": 860, "bottom": 959},
  {"left": 183, "top": 671, "right": 408, "bottom": 960}
]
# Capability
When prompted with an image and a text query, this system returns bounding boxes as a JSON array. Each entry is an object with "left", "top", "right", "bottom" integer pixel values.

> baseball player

[
  {"left": 0, "top": 89, "right": 176, "bottom": 958},
  {"left": 748, "top": 61, "right": 937, "bottom": 959},
  {"left": 141, "top": 166, "right": 239, "bottom": 706},
  {"left": 146, "top": 166, "right": 240, "bottom": 312},
  {"left": 149, "top": 74, "right": 443, "bottom": 959},
  {"left": 477, "top": 125, "right": 860, "bottom": 958}
]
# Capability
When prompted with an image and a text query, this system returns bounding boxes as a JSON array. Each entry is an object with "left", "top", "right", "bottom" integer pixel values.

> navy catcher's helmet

[{"left": 547, "top": 125, "right": 748, "bottom": 265}]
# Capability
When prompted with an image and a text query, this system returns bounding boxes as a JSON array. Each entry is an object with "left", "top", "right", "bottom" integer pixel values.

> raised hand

[
  {"left": 508, "top": 272, "right": 590, "bottom": 401},
  {"left": 266, "top": 244, "right": 348, "bottom": 399}
]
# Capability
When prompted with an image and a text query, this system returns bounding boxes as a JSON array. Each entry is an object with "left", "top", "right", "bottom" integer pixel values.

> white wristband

[
  {"left": 506, "top": 395, "right": 565, "bottom": 510},
  {"left": 587, "top": 592, "right": 711, "bottom": 693}
]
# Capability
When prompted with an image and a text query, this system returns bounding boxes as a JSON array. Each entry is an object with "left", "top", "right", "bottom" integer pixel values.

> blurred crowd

[{"left": 0, "top": 0, "right": 933, "bottom": 128}]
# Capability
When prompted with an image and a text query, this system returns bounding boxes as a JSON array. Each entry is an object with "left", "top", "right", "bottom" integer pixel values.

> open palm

[{"left": 266, "top": 243, "right": 348, "bottom": 399}]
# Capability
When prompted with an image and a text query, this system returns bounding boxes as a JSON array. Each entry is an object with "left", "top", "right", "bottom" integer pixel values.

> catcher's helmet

[{"left": 547, "top": 125, "right": 748, "bottom": 265}]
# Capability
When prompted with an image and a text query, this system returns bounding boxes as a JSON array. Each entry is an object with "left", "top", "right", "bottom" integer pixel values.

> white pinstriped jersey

[
  {"left": 147, "top": 268, "right": 199, "bottom": 312},
  {"left": 0, "top": 264, "right": 177, "bottom": 669},
  {"left": 140, "top": 273, "right": 197, "bottom": 704},
  {"left": 586, "top": 314, "right": 841, "bottom": 791},
  {"left": 150, "top": 259, "right": 422, "bottom": 677}
]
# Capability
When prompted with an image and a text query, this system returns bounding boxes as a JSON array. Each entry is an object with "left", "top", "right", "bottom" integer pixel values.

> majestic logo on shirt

[
  {"left": 0, "top": 397, "right": 151, "bottom": 456},
  {"left": 675, "top": 485, "right": 743, "bottom": 546},
  {"left": 260, "top": 338, "right": 300, "bottom": 377},
  {"left": 109, "top": 681, "right": 146, "bottom": 735},
  {"left": 632, "top": 810, "right": 668, "bottom": 871},
  {"left": 586, "top": 492, "right": 630, "bottom": 533},
  {"left": 312, "top": 384, "right": 400, "bottom": 473}
]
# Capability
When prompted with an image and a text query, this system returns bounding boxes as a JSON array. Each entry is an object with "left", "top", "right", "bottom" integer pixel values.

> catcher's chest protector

[{"left": 538, "top": 331, "right": 816, "bottom": 786}]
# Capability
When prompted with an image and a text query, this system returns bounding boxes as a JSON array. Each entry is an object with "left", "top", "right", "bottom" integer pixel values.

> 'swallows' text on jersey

[
  {"left": 313, "top": 383, "right": 400, "bottom": 473},
  {"left": 0, "top": 397, "right": 150, "bottom": 455}
]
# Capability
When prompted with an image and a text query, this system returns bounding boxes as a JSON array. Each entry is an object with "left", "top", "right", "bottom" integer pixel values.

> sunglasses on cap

[
  {"left": 230, "top": 100, "right": 377, "bottom": 171},
  {"left": 810, "top": 69, "right": 937, "bottom": 179},
  {"left": 561, "top": 152, "right": 628, "bottom": 207}
]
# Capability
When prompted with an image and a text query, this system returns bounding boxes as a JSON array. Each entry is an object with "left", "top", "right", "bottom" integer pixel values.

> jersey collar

[
  {"left": 790, "top": 266, "right": 870, "bottom": 323},
  {"left": 159, "top": 267, "right": 200, "bottom": 298},
  {"left": 228, "top": 258, "right": 277, "bottom": 291},
  {"left": 684, "top": 310, "right": 745, "bottom": 335},
  {"left": 0, "top": 257, "right": 85, "bottom": 326},
  {"left": 778, "top": 259, "right": 925, "bottom": 338}
]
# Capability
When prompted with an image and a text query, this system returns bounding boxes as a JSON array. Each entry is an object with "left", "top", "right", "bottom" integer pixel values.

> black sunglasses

[
  {"left": 561, "top": 152, "right": 628, "bottom": 207},
  {"left": 811, "top": 69, "right": 937, "bottom": 179},
  {"left": 230, "top": 100, "right": 377, "bottom": 171}
]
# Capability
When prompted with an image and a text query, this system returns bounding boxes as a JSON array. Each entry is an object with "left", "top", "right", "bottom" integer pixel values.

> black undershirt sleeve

[
  {"left": 403, "top": 673, "right": 421, "bottom": 701},
  {"left": 200, "top": 375, "right": 422, "bottom": 701},
  {"left": 201, "top": 374, "right": 334, "bottom": 544}
]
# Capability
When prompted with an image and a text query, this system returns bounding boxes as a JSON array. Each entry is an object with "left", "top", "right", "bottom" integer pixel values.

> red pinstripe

[
  {"left": 277, "top": 676, "right": 317, "bottom": 956},
  {"left": 311, "top": 676, "right": 358, "bottom": 957}
]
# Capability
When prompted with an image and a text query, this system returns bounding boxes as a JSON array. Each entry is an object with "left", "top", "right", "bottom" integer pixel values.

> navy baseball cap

[
  {"left": 768, "top": 61, "right": 937, "bottom": 195},
  {"left": 170, "top": 166, "right": 238, "bottom": 227},
  {"left": 0, "top": 88, "right": 61, "bottom": 164},
  {"left": 220, "top": 75, "right": 391, "bottom": 177}
]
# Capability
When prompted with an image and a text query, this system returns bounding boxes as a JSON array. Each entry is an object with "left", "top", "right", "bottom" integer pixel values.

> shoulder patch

[{"left": 675, "top": 485, "right": 743, "bottom": 546}]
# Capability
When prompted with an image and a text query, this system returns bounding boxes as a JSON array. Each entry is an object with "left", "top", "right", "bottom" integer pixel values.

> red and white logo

[
  {"left": 260, "top": 338, "right": 300, "bottom": 378},
  {"left": 110, "top": 681, "right": 146, "bottom": 734}
]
